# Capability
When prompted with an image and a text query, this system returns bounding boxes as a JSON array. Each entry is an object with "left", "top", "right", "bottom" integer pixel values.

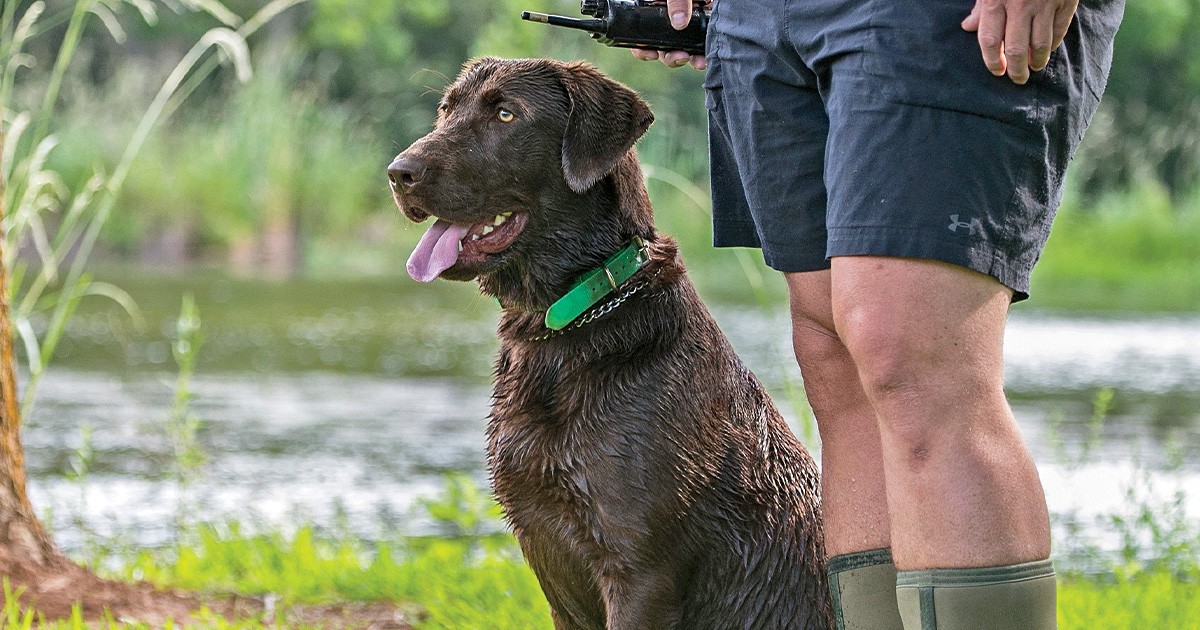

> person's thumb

[{"left": 667, "top": 0, "right": 693, "bottom": 29}]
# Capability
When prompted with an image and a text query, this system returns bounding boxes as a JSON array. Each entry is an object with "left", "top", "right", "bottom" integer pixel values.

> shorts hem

[
  {"left": 714, "top": 220, "right": 832, "bottom": 273},
  {"left": 827, "top": 227, "right": 1033, "bottom": 301},
  {"left": 712, "top": 219, "right": 761, "bottom": 249}
]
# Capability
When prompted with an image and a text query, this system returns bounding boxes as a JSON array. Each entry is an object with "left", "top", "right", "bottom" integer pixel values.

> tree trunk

[{"left": 0, "top": 128, "right": 62, "bottom": 566}]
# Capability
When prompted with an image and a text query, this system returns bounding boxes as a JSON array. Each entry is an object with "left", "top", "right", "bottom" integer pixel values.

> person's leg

[
  {"left": 830, "top": 255, "right": 1055, "bottom": 630},
  {"left": 786, "top": 270, "right": 890, "bottom": 557},
  {"left": 786, "top": 270, "right": 902, "bottom": 630}
]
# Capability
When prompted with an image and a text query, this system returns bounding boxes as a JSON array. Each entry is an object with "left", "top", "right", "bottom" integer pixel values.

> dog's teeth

[
  {"left": 481, "top": 225, "right": 495, "bottom": 235},
  {"left": 458, "top": 241, "right": 463, "bottom": 253},
  {"left": 501, "top": 212, "right": 513, "bottom": 217},
  {"left": 494, "top": 214, "right": 507, "bottom": 226},
  {"left": 471, "top": 234, "right": 480, "bottom": 241}
]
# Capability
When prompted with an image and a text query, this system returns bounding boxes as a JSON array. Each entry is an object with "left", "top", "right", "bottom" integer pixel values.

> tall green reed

[
  {"left": 0, "top": 0, "right": 306, "bottom": 418},
  {"left": 168, "top": 293, "right": 206, "bottom": 531}
]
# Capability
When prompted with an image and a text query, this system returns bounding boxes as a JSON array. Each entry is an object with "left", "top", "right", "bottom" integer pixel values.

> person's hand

[
  {"left": 630, "top": 0, "right": 707, "bottom": 70},
  {"left": 962, "top": 0, "right": 1079, "bottom": 84}
]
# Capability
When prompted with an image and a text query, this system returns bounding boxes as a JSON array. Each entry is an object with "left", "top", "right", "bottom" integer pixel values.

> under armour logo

[{"left": 948, "top": 214, "right": 983, "bottom": 236}]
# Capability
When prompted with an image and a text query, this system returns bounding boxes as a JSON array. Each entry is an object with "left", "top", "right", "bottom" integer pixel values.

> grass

[
  {"left": 7, "top": 566, "right": 1200, "bottom": 630},
  {"left": 30, "top": 466, "right": 1200, "bottom": 630},
  {"left": 116, "top": 526, "right": 553, "bottom": 630},
  {"left": 1059, "top": 570, "right": 1200, "bottom": 630},
  {"left": 98, "top": 474, "right": 556, "bottom": 629},
  {"left": 21, "top": 524, "right": 1171, "bottom": 630}
]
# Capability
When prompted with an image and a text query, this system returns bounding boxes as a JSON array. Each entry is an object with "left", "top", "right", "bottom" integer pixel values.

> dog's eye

[{"left": 497, "top": 108, "right": 515, "bottom": 123}]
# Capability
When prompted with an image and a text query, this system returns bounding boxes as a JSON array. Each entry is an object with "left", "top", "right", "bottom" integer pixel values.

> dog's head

[{"left": 389, "top": 58, "right": 654, "bottom": 287}]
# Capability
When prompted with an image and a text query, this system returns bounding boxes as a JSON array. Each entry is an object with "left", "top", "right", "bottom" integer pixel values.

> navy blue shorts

[{"left": 705, "top": 0, "right": 1124, "bottom": 300}]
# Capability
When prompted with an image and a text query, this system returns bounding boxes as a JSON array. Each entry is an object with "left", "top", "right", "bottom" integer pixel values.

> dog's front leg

[{"left": 601, "top": 567, "right": 683, "bottom": 630}]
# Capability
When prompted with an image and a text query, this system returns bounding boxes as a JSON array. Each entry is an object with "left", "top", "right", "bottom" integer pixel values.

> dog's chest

[{"left": 487, "top": 344, "right": 668, "bottom": 553}]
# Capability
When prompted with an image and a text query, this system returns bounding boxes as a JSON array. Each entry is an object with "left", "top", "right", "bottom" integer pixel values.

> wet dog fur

[{"left": 390, "top": 57, "right": 833, "bottom": 630}]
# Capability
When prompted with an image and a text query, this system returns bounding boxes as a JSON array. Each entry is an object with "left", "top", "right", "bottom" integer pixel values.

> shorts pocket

[
  {"left": 702, "top": 1, "right": 723, "bottom": 111},
  {"left": 703, "top": 61, "right": 722, "bottom": 111},
  {"left": 859, "top": 0, "right": 1044, "bottom": 135}
]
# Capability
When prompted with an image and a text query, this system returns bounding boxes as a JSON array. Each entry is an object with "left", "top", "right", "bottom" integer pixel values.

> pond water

[{"left": 18, "top": 273, "right": 1200, "bottom": 566}]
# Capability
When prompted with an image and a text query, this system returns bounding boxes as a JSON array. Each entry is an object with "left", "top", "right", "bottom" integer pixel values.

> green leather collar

[{"left": 544, "top": 236, "right": 651, "bottom": 330}]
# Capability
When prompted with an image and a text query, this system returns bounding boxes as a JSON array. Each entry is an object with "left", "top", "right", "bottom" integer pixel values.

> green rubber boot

[
  {"left": 827, "top": 548, "right": 904, "bottom": 630},
  {"left": 895, "top": 560, "right": 1057, "bottom": 630}
]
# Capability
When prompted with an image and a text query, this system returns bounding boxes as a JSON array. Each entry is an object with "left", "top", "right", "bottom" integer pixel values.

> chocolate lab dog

[{"left": 389, "top": 57, "right": 832, "bottom": 630}]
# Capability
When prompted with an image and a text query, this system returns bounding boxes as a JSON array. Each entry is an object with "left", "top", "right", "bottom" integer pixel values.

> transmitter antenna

[{"left": 521, "top": 12, "right": 608, "bottom": 34}]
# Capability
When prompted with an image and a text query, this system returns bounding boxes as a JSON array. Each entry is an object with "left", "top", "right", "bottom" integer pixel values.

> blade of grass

[{"left": 31, "top": 0, "right": 94, "bottom": 150}]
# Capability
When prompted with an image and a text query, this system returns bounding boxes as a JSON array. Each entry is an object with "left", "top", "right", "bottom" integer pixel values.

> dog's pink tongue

[{"left": 407, "top": 219, "right": 471, "bottom": 282}]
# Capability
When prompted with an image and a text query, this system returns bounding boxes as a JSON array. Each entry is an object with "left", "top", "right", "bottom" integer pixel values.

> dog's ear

[{"left": 559, "top": 62, "right": 654, "bottom": 193}]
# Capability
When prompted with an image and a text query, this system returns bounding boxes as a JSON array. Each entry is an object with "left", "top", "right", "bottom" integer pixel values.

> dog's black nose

[{"left": 388, "top": 156, "right": 427, "bottom": 191}]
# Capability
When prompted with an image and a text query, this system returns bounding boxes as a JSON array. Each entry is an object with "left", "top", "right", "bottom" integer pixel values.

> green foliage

[
  {"left": 1046, "top": 388, "right": 1114, "bottom": 472},
  {"left": 30, "top": 467, "right": 1199, "bottom": 630},
  {"left": 169, "top": 293, "right": 206, "bottom": 487},
  {"left": 1028, "top": 179, "right": 1200, "bottom": 311},
  {"left": 1073, "top": 0, "right": 1200, "bottom": 197},
  {"left": 1107, "top": 470, "right": 1200, "bottom": 575},
  {"left": 16, "top": 0, "right": 1196, "bottom": 313},
  {"left": 122, "top": 524, "right": 554, "bottom": 630},
  {"left": 113, "top": 522, "right": 1199, "bottom": 630},
  {"left": 98, "top": 47, "right": 389, "bottom": 267},
  {"left": 419, "top": 473, "right": 506, "bottom": 539},
  {"left": 1, "top": 0, "right": 304, "bottom": 416},
  {"left": 1058, "top": 570, "right": 1200, "bottom": 630},
  {"left": 301, "top": 0, "right": 479, "bottom": 136},
  {"left": 1046, "top": 388, "right": 1200, "bottom": 577},
  {"left": 108, "top": 475, "right": 550, "bottom": 628}
]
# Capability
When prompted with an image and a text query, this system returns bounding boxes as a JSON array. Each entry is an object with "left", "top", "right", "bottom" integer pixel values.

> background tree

[{"left": 1072, "top": 0, "right": 1200, "bottom": 199}]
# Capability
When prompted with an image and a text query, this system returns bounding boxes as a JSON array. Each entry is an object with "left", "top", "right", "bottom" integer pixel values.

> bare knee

[
  {"left": 791, "top": 319, "right": 845, "bottom": 370},
  {"left": 833, "top": 302, "right": 1005, "bottom": 468},
  {"left": 828, "top": 256, "right": 1010, "bottom": 406},
  {"left": 835, "top": 304, "right": 940, "bottom": 404},
  {"left": 787, "top": 285, "right": 873, "bottom": 439},
  {"left": 785, "top": 270, "right": 836, "bottom": 336}
]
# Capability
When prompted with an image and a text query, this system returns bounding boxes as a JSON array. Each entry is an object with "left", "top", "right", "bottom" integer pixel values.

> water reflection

[{"left": 21, "top": 274, "right": 1200, "bottom": 564}]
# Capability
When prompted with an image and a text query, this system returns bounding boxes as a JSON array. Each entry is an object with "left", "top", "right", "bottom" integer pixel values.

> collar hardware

[
  {"left": 604, "top": 267, "right": 618, "bottom": 289},
  {"left": 542, "top": 236, "right": 650, "bottom": 331}
]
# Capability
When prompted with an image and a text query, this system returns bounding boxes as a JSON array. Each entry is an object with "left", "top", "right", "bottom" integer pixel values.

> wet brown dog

[{"left": 389, "top": 57, "right": 832, "bottom": 630}]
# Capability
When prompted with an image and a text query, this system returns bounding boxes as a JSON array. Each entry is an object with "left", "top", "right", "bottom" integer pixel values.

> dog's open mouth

[{"left": 406, "top": 212, "right": 528, "bottom": 282}]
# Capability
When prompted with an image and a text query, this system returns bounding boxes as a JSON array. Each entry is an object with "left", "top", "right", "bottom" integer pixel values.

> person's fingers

[
  {"left": 667, "top": 0, "right": 692, "bottom": 29},
  {"left": 976, "top": 2, "right": 1008, "bottom": 77},
  {"left": 662, "top": 50, "right": 692, "bottom": 68},
  {"left": 1003, "top": 9, "right": 1033, "bottom": 83},
  {"left": 1051, "top": 0, "right": 1078, "bottom": 49},
  {"left": 961, "top": 1, "right": 982, "bottom": 31},
  {"left": 632, "top": 1, "right": 704, "bottom": 70},
  {"left": 633, "top": 48, "right": 703, "bottom": 70},
  {"left": 1029, "top": 9, "right": 1055, "bottom": 71}
]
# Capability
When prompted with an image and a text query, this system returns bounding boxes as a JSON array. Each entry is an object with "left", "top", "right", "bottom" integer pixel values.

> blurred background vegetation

[
  {"left": 1, "top": 2, "right": 1198, "bottom": 627},
  {"left": 16, "top": 0, "right": 711, "bottom": 281},
  {"left": 2, "top": 0, "right": 1191, "bottom": 310}
]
